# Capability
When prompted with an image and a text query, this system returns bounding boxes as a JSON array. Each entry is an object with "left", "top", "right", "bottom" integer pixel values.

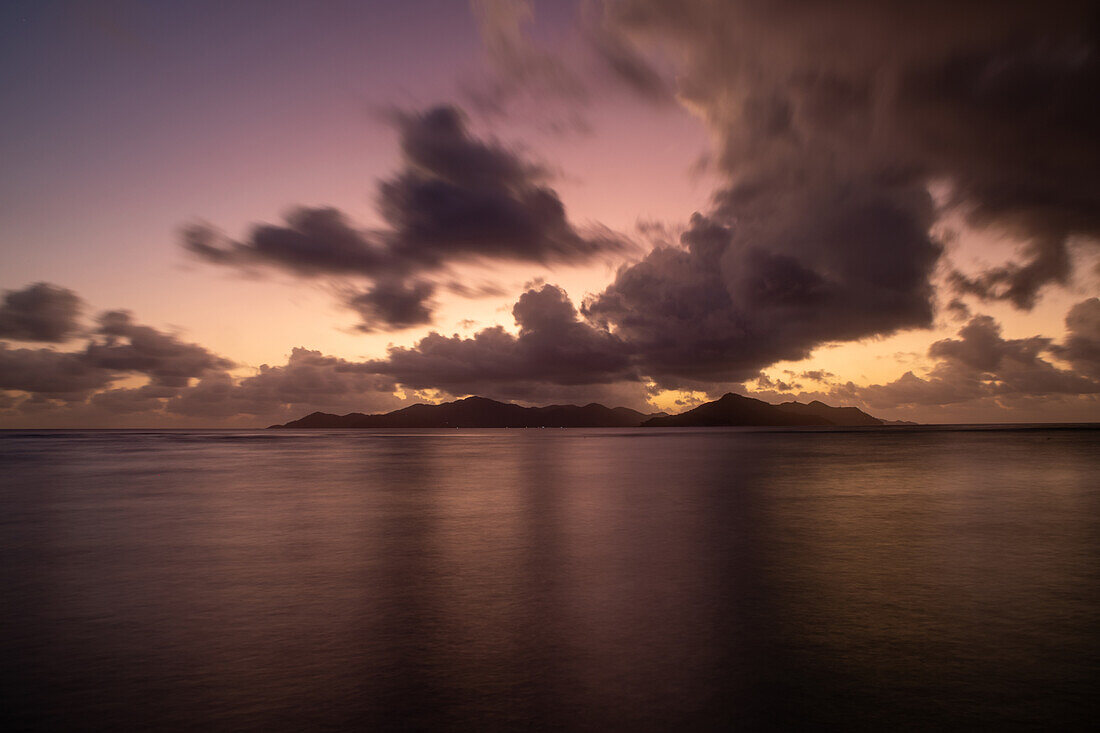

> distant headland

[{"left": 269, "top": 393, "right": 903, "bottom": 429}]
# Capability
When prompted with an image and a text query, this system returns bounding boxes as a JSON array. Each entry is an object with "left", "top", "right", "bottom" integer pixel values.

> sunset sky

[{"left": 2, "top": 0, "right": 1098, "bottom": 426}]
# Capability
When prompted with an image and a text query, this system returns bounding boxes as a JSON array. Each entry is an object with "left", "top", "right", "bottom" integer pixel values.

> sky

[{"left": 1, "top": 0, "right": 1098, "bottom": 426}]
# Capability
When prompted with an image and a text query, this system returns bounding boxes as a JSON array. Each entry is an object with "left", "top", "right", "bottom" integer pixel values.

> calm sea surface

[{"left": 1, "top": 427, "right": 1098, "bottom": 731}]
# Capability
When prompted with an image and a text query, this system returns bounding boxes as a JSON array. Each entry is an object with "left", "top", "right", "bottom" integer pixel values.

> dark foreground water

[{"left": 1, "top": 427, "right": 1098, "bottom": 731}]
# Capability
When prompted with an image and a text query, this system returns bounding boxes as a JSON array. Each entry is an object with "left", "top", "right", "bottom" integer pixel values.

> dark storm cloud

[
  {"left": 0, "top": 344, "right": 114, "bottom": 401},
  {"left": 853, "top": 308, "right": 1100, "bottom": 409},
  {"left": 583, "top": 200, "right": 940, "bottom": 386},
  {"left": 1050, "top": 298, "right": 1100, "bottom": 379},
  {"left": 347, "top": 169, "right": 940, "bottom": 392},
  {"left": 362, "top": 284, "right": 633, "bottom": 395},
  {"left": 367, "top": 1, "right": 1099, "bottom": 392},
  {"left": 927, "top": 316, "right": 1050, "bottom": 373},
  {"left": 947, "top": 236, "right": 1073, "bottom": 310},
  {"left": 377, "top": 107, "right": 626, "bottom": 265},
  {"left": 183, "top": 208, "right": 386, "bottom": 277},
  {"left": 185, "top": 105, "right": 628, "bottom": 331},
  {"left": 90, "top": 384, "right": 180, "bottom": 414},
  {"left": 605, "top": 0, "right": 1100, "bottom": 309},
  {"left": 166, "top": 348, "right": 399, "bottom": 419},
  {"left": 346, "top": 280, "right": 436, "bottom": 333},
  {"left": 1, "top": 295, "right": 233, "bottom": 408},
  {"left": 86, "top": 311, "right": 233, "bottom": 388},
  {"left": 0, "top": 282, "right": 83, "bottom": 342},
  {"left": 0, "top": 289, "right": 403, "bottom": 421},
  {"left": 4, "top": 345, "right": 401, "bottom": 423}
]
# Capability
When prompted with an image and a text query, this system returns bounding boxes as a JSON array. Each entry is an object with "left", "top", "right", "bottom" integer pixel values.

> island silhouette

[{"left": 270, "top": 393, "right": 889, "bottom": 429}]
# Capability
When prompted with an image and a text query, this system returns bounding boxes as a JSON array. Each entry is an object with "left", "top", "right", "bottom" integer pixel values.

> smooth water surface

[{"left": 1, "top": 427, "right": 1098, "bottom": 730}]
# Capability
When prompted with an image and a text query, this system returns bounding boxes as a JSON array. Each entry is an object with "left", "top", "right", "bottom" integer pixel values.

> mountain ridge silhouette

[{"left": 269, "top": 394, "right": 886, "bottom": 428}]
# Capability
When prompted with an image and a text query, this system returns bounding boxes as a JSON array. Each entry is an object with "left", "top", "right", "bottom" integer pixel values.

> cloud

[
  {"left": 945, "top": 298, "right": 971, "bottom": 320},
  {"left": 2, "top": 345, "right": 404, "bottom": 426},
  {"left": 165, "top": 348, "right": 400, "bottom": 419},
  {"left": 90, "top": 384, "right": 180, "bottom": 414},
  {"left": 2, "top": 295, "right": 233, "bottom": 408},
  {"left": 362, "top": 283, "right": 634, "bottom": 396},
  {"left": 185, "top": 105, "right": 628, "bottom": 330},
  {"left": 1050, "top": 297, "right": 1100, "bottom": 379},
  {"left": 0, "top": 344, "right": 115, "bottom": 401},
  {"left": 0, "top": 282, "right": 83, "bottom": 342},
  {"left": 754, "top": 373, "right": 798, "bottom": 392},
  {"left": 183, "top": 208, "right": 385, "bottom": 277},
  {"left": 6, "top": 279, "right": 1095, "bottom": 426},
  {"left": 947, "top": 236, "right": 1073, "bottom": 309},
  {"left": 588, "top": 24, "right": 674, "bottom": 104},
  {"left": 464, "top": 0, "right": 674, "bottom": 123},
  {"left": 583, "top": 201, "right": 939, "bottom": 386},
  {"left": 606, "top": 0, "right": 1100, "bottom": 308},
  {"left": 345, "top": 279, "right": 436, "bottom": 333},
  {"left": 378, "top": 106, "right": 627, "bottom": 265},
  {"left": 86, "top": 311, "right": 233, "bottom": 387},
  {"left": 468, "top": 0, "right": 589, "bottom": 114},
  {"left": 2, "top": 311, "right": 402, "bottom": 423},
  {"left": 442, "top": 279, "right": 508, "bottom": 298},
  {"left": 853, "top": 307, "right": 1100, "bottom": 409}
]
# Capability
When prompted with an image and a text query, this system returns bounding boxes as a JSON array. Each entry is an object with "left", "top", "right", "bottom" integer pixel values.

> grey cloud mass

[
  {"left": 605, "top": 0, "right": 1100, "bottom": 310},
  {"left": 853, "top": 305, "right": 1100, "bottom": 409},
  {"left": 377, "top": 107, "right": 625, "bottom": 266},
  {"left": 185, "top": 105, "right": 628, "bottom": 331},
  {"left": 86, "top": 311, "right": 233, "bottom": 388},
  {"left": 183, "top": 208, "right": 385, "bottom": 277},
  {"left": 363, "top": 284, "right": 633, "bottom": 396},
  {"left": 166, "top": 348, "right": 400, "bottom": 420},
  {"left": 1, "top": 286, "right": 403, "bottom": 424},
  {"left": 583, "top": 200, "right": 939, "bottom": 386},
  {"left": 6, "top": 280, "right": 1095, "bottom": 425},
  {"left": 1051, "top": 298, "right": 1100, "bottom": 379},
  {"left": 0, "top": 283, "right": 83, "bottom": 343},
  {"left": 0, "top": 345, "right": 115, "bottom": 401},
  {"left": 2, "top": 301, "right": 231, "bottom": 409},
  {"left": 346, "top": 280, "right": 436, "bottom": 333}
]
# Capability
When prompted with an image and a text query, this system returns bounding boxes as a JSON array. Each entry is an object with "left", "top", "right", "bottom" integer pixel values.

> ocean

[{"left": 1, "top": 426, "right": 1097, "bottom": 730}]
